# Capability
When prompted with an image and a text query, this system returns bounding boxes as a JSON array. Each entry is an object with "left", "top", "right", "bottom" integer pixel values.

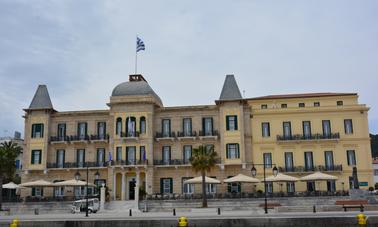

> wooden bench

[
  {"left": 259, "top": 203, "right": 281, "bottom": 209},
  {"left": 335, "top": 200, "right": 368, "bottom": 212}
]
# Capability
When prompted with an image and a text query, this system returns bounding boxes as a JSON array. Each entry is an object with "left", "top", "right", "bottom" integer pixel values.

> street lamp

[
  {"left": 251, "top": 164, "right": 278, "bottom": 214},
  {"left": 75, "top": 171, "right": 81, "bottom": 181},
  {"left": 95, "top": 171, "right": 100, "bottom": 180}
]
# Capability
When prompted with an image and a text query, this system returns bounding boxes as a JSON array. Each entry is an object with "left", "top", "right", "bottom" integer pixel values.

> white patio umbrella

[
  {"left": 53, "top": 179, "right": 96, "bottom": 187},
  {"left": 264, "top": 173, "right": 299, "bottom": 182},
  {"left": 300, "top": 172, "right": 338, "bottom": 181},
  {"left": 19, "top": 179, "right": 54, "bottom": 187},
  {"left": 223, "top": 174, "right": 260, "bottom": 183},
  {"left": 2, "top": 182, "right": 21, "bottom": 189},
  {"left": 184, "top": 176, "right": 221, "bottom": 184}
]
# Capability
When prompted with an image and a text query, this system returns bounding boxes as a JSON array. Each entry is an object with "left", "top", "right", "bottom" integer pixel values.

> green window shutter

[
  {"left": 41, "top": 124, "right": 44, "bottom": 138},
  {"left": 38, "top": 150, "right": 42, "bottom": 164},
  {"left": 85, "top": 123, "right": 88, "bottom": 136},
  {"left": 56, "top": 150, "right": 59, "bottom": 165},
  {"left": 31, "top": 151, "right": 35, "bottom": 164},
  {"left": 63, "top": 150, "right": 65, "bottom": 167},
  {"left": 226, "top": 144, "right": 229, "bottom": 159},
  {"left": 170, "top": 178, "right": 173, "bottom": 193},
  {"left": 226, "top": 116, "right": 230, "bottom": 130},
  {"left": 32, "top": 188, "right": 35, "bottom": 196},
  {"left": 202, "top": 118, "right": 205, "bottom": 132},
  {"left": 160, "top": 179, "right": 163, "bottom": 194},
  {"left": 235, "top": 116, "right": 238, "bottom": 130},
  {"left": 83, "top": 150, "right": 86, "bottom": 164},
  {"left": 237, "top": 144, "right": 240, "bottom": 158},
  {"left": 41, "top": 188, "right": 44, "bottom": 197}
]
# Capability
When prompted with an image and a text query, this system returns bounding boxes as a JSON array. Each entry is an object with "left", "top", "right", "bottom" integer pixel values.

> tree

[
  {"left": 189, "top": 145, "right": 218, "bottom": 208},
  {"left": 0, "top": 141, "right": 21, "bottom": 211}
]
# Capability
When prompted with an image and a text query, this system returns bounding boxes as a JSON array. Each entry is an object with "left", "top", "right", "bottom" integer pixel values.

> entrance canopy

[
  {"left": 184, "top": 176, "right": 221, "bottom": 184},
  {"left": 300, "top": 171, "right": 338, "bottom": 181},
  {"left": 223, "top": 174, "right": 260, "bottom": 183}
]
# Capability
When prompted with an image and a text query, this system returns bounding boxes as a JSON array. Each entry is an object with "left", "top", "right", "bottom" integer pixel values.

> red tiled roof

[{"left": 247, "top": 93, "right": 357, "bottom": 101}]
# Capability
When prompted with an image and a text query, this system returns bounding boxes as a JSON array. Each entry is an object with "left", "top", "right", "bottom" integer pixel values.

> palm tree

[
  {"left": 189, "top": 145, "right": 218, "bottom": 208},
  {"left": 0, "top": 141, "right": 21, "bottom": 211}
]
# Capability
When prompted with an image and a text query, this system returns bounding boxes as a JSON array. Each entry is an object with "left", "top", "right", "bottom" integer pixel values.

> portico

[{"left": 113, "top": 168, "right": 146, "bottom": 202}]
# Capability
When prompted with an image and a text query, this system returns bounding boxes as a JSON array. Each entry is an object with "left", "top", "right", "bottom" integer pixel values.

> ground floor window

[
  {"left": 266, "top": 182, "right": 273, "bottom": 193},
  {"left": 160, "top": 178, "right": 173, "bottom": 194},
  {"left": 307, "top": 181, "right": 315, "bottom": 192},
  {"left": 206, "top": 184, "right": 216, "bottom": 194},
  {"left": 32, "top": 187, "right": 43, "bottom": 197},
  {"left": 182, "top": 177, "right": 194, "bottom": 194},
  {"left": 327, "top": 180, "right": 336, "bottom": 192},
  {"left": 287, "top": 182, "right": 295, "bottom": 193}
]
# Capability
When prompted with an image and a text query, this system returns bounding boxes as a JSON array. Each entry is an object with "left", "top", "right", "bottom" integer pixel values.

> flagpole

[{"left": 135, "top": 36, "right": 138, "bottom": 74}]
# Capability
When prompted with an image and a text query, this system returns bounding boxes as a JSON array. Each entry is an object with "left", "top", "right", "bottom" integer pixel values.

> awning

[
  {"left": 223, "top": 174, "right": 260, "bottom": 183},
  {"left": 53, "top": 179, "right": 96, "bottom": 187},
  {"left": 19, "top": 180, "right": 54, "bottom": 187},
  {"left": 300, "top": 171, "right": 338, "bottom": 181},
  {"left": 264, "top": 173, "right": 299, "bottom": 182},
  {"left": 184, "top": 176, "right": 221, "bottom": 184}
]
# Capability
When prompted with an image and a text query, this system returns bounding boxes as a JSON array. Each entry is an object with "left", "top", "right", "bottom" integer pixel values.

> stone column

[
  {"left": 121, "top": 172, "right": 126, "bottom": 200},
  {"left": 145, "top": 167, "right": 153, "bottom": 195},
  {"left": 135, "top": 170, "right": 140, "bottom": 203},
  {"left": 100, "top": 183, "right": 105, "bottom": 211},
  {"left": 113, "top": 171, "right": 117, "bottom": 200}
]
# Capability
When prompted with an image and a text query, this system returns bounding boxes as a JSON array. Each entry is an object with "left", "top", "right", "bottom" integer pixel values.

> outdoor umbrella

[
  {"left": 183, "top": 176, "right": 221, "bottom": 184},
  {"left": 300, "top": 171, "right": 338, "bottom": 192},
  {"left": 53, "top": 179, "right": 95, "bottom": 187},
  {"left": 223, "top": 174, "right": 260, "bottom": 183},
  {"left": 19, "top": 180, "right": 54, "bottom": 187},
  {"left": 2, "top": 182, "right": 21, "bottom": 189},
  {"left": 264, "top": 173, "right": 299, "bottom": 182}
]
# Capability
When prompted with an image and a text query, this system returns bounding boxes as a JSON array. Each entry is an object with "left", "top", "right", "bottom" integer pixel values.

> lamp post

[
  {"left": 251, "top": 163, "right": 278, "bottom": 214},
  {"left": 85, "top": 162, "right": 89, "bottom": 217}
]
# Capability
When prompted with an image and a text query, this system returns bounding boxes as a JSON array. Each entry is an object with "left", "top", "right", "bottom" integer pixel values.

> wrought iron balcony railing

[
  {"left": 110, "top": 159, "right": 148, "bottom": 166},
  {"left": 155, "top": 132, "right": 176, "bottom": 139},
  {"left": 50, "top": 134, "right": 109, "bottom": 143},
  {"left": 278, "top": 164, "right": 343, "bottom": 173},
  {"left": 277, "top": 133, "right": 340, "bottom": 141},
  {"left": 177, "top": 131, "right": 197, "bottom": 137},
  {"left": 47, "top": 161, "right": 107, "bottom": 169},
  {"left": 120, "top": 131, "right": 140, "bottom": 138},
  {"left": 199, "top": 130, "right": 219, "bottom": 137}
]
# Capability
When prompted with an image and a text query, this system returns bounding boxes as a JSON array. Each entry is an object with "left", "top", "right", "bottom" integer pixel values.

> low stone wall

[{"left": 1, "top": 217, "right": 378, "bottom": 227}]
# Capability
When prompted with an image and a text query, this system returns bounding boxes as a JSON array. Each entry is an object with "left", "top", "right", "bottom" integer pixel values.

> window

[
  {"left": 226, "top": 143, "right": 240, "bottom": 159},
  {"left": 283, "top": 122, "right": 292, "bottom": 139},
  {"left": 263, "top": 153, "right": 272, "bottom": 168},
  {"left": 183, "top": 145, "right": 192, "bottom": 164},
  {"left": 344, "top": 119, "right": 353, "bottom": 134},
  {"left": 299, "top": 103, "right": 305, "bottom": 108},
  {"left": 183, "top": 118, "right": 192, "bottom": 136},
  {"left": 227, "top": 176, "right": 241, "bottom": 193},
  {"left": 116, "top": 147, "right": 122, "bottom": 161},
  {"left": 76, "top": 149, "right": 85, "bottom": 167},
  {"left": 202, "top": 117, "right": 213, "bottom": 136},
  {"left": 57, "top": 123, "right": 66, "bottom": 139},
  {"left": 266, "top": 182, "right": 273, "bottom": 193},
  {"left": 31, "top": 150, "right": 42, "bottom": 164},
  {"left": 97, "top": 148, "right": 105, "bottom": 166},
  {"left": 116, "top": 118, "right": 122, "bottom": 136},
  {"left": 307, "top": 181, "right": 315, "bottom": 192},
  {"left": 31, "top": 123, "right": 44, "bottom": 138},
  {"left": 162, "top": 119, "right": 171, "bottom": 137},
  {"left": 324, "top": 151, "right": 334, "bottom": 170},
  {"left": 54, "top": 181, "right": 64, "bottom": 197},
  {"left": 374, "top": 170, "right": 378, "bottom": 176},
  {"left": 162, "top": 146, "right": 171, "bottom": 164},
  {"left": 327, "top": 180, "right": 336, "bottom": 192},
  {"left": 205, "top": 144, "right": 215, "bottom": 153},
  {"left": 262, "top": 122, "right": 270, "bottom": 137},
  {"left": 302, "top": 121, "right": 311, "bottom": 138},
  {"left": 206, "top": 177, "right": 217, "bottom": 194},
  {"left": 160, "top": 178, "right": 173, "bottom": 194},
  {"left": 140, "top": 146, "right": 146, "bottom": 161},
  {"left": 322, "top": 120, "right": 331, "bottom": 137},
  {"left": 77, "top": 122, "right": 87, "bottom": 139},
  {"left": 261, "top": 104, "right": 268, "bottom": 109},
  {"left": 226, "top": 115, "right": 238, "bottom": 131},
  {"left": 126, "top": 146, "right": 136, "bottom": 165},
  {"left": 337, "top": 101, "right": 343, "bottom": 106},
  {"left": 314, "top": 102, "right": 320, "bottom": 107},
  {"left": 182, "top": 177, "right": 194, "bottom": 194},
  {"left": 140, "top": 117, "right": 146, "bottom": 134},
  {"left": 347, "top": 150, "right": 356, "bottom": 166},
  {"left": 56, "top": 149, "right": 65, "bottom": 168},
  {"left": 126, "top": 117, "right": 136, "bottom": 137},
  {"left": 32, "top": 187, "right": 43, "bottom": 197},
  {"left": 304, "top": 152, "right": 314, "bottom": 171},
  {"left": 97, "top": 122, "right": 106, "bottom": 139},
  {"left": 284, "top": 152, "right": 294, "bottom": 172},
  {"left": 287, "top": 182, "right": 295, "bottom": 193},
  {"left": 281, "top": 104, "right": 287, "bottom": 108}
]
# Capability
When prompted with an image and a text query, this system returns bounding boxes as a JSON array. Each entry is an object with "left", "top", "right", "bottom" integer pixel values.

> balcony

[
  {"left": 198, "top": 130, "right": 219, "bottom": 140},
  {"left": 46, "top": 162, "right": 107, "bottom": 169},
  {"left": 153, "top": 159, "right": 190, "bottom": 166},
  {"left": 276, "top": 133, "right": 340, "bottom": 143},
  {"left": 119, "top": 131, "right": 140, "bottom": 141},
  {"left": 50, "top": 135, "right": 109, "bottom": 144},
  {"left": 110, "top": 159, "right": 148, "bottom": 166},
  {"left": 50, "top": 136, "right": 69, "bottom": 144},
  {"left": 177, "top": 131, "right": 197, "bottom": 141},
  {"left": 155, "top": 132, "right": 176, "bottom": 141},
  {"left": 90, "top": 134, "right": 109, "bottom": 143},
  {"left": 278, "top": 165, "right": 343, "bottom": 173},
  {"left": 69, "top": 135, "right": 90, "bottom": 144}
]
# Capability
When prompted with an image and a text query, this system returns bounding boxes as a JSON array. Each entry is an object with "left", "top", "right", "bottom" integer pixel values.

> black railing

[
  {"left": 51, "top": 134, "right": 109, "bottom": 143},
  {"left": 120, "top": 131, "right": 140, "bottom": 138},
  {"left": 199, "top": 130, "right": 219, "bottom": 137},
  {"left": 279, "top": 164, "right": 343, "bottom": 173},
  {"left": 277, "top": 133, "right": 340, "bottom": 141},
  {"left": 177, "top": 131, "right": 197, "bottom": 137},
  {"left": 47, "top": 161, "right": 107, "bottom": 169},
  {"left": 90, "top": 134, "right": 109, "bottom": 141},
  {"left": 154, "top": 158, "right": 220, "bottom": 166},
  {"left": 155, "top": 132, "right": 176, "bottom": 138},
  {"left": 111, "top": 159, "right": 148, "bottom": 166},
  {"left": 50, "top": 136, "right": 70, "bottom": 142}
]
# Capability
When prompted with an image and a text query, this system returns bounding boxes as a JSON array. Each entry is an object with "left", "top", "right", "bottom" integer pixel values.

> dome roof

[{"left": 111, "top": 80, "right": 162, "bottom": 104}]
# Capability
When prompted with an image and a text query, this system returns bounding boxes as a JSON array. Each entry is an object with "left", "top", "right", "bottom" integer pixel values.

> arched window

[
  {"left": 116, "top": 117, "right": 122, "bottom": 136},
  {"left": 140, "top": 116, "right": 146, "bottom": 134},
  {"left": 126, "top": 117, "right": 136, "bottom": 137}
]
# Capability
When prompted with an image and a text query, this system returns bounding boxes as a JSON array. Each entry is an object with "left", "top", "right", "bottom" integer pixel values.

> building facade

[{"left": 21, "top": 74, "right": 373, "bottom": 201}]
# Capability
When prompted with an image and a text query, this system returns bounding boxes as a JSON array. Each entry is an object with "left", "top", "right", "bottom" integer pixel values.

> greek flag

[{"left": 136, "top": 37, "right": 145, "bottom": 52}]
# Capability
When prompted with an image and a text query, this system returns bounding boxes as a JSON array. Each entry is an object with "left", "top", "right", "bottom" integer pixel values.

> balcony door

[
  {"left": 324, "top": 151, "right": 334, "bottom": 170},
  {"left": 283, "top": 122, "right": 292, "bottom": 139},
  {"left": 304, "top": 152, "right": 314, "bottom": 171},
  {"left": 126, "top": 146, "right": 136, "bottom": 165},
  {"left": 284, "top": 152, "right": 294, "bottom": 172},
  {"left": 162, "top": 146, "right": 171, "bottom": 164}
]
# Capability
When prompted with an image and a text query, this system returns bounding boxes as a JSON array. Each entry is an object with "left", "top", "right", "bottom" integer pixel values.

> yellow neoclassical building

[{"left": 21, "top": 74, "right": 373, "bottom": 201}]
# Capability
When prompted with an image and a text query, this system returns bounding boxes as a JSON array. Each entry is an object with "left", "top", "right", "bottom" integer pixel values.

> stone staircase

[{"left": 105, "top": 200, "right": 139, "bottom": 213}]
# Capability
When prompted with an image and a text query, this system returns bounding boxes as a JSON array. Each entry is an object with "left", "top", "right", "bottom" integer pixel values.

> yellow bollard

[
  {"left": 356, "top": 213, "right": 367, "bottom": 226},
  {"left": 9, "top": 219, "right": 19, "bottom": 227},
  {"left": 178, "top": 216, "right": 188, "bottom": 227}
]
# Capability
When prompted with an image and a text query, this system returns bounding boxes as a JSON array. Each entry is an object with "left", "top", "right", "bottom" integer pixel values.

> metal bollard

[
  {"left": 313, "top": 205, "right": 316, "bottom": 213},
  {"left": 217, "top": 207, "right": 221, "bottom": 215},
  {"left": 360, "top": 205, "right": 364, "bottom": 212},
  {"left": 173, "top": 208, "right": 176, "bottom": 216},
  {"left": 129, "top": 209, "right": 132, "bottom": 216},
  {"left": 34, "top": 208, "right": 39, "bottom": 215},
  {"left": 178, "top": 216, "right": 188, "bottom": 227}
]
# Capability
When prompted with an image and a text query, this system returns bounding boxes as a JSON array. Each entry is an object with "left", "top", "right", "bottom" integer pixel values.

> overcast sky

[{"left": 0, "top": 0, "right": 377, "bottom": 137}]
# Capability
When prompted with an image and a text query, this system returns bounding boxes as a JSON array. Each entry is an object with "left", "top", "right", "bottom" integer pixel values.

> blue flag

[{"left": 137, "top": 37, "right": 145, "bottom": 52}]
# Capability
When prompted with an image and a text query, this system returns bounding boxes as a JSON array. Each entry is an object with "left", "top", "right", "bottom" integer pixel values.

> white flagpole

[{"left": 135, "top": 36, "right": 138, "bottom": 74}]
